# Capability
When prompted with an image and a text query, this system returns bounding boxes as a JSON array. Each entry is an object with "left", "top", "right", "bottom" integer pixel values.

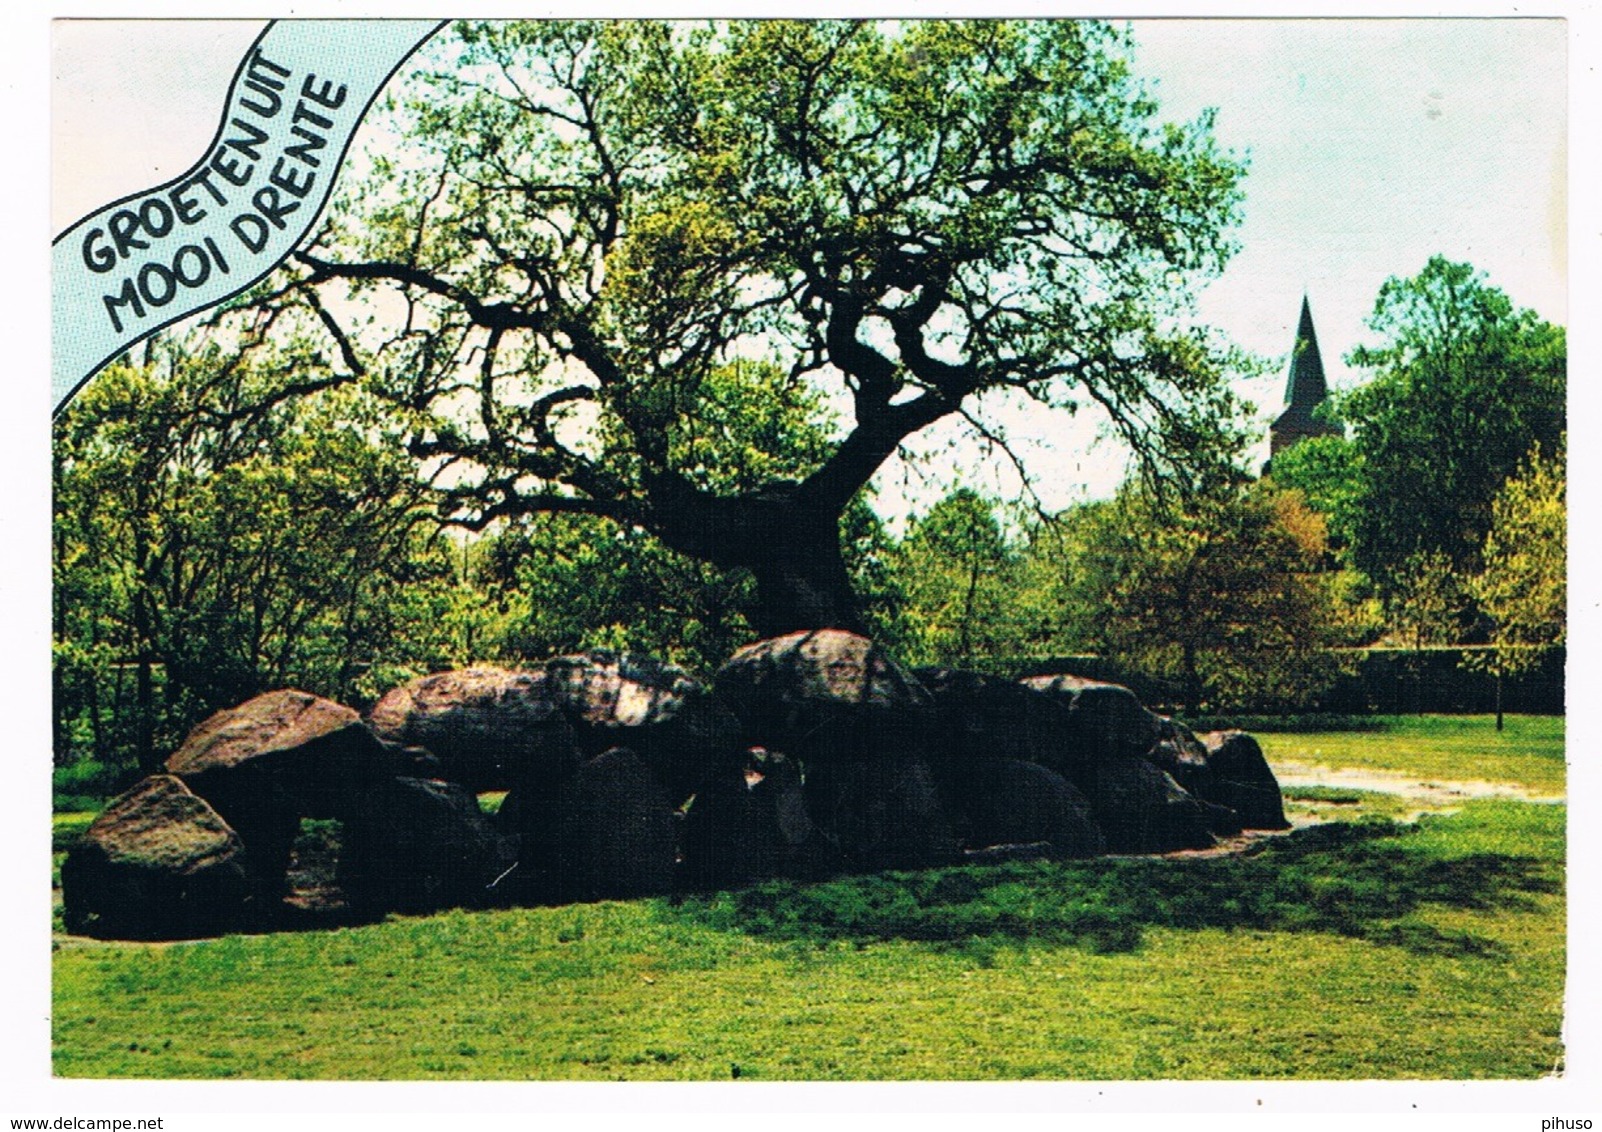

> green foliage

[
  {"left": 1339, "top": 257, "right": 1565, "bottom": 590},
  {"left": 52, "top": 813, "right": 97, "bottom": 853},
  {"left": 52, "top": 348, "right": 458, "bottom": 778},
  {"left": 51, "top": 757, "right": 124, "bottom": 814},
  {"left": 453, "top": 359, "right": 881, "bottom": 672},
  {"left": 1266, "top": 257, "right": 1566, "bottom": 650},
  {"left": 884, "top": 490, "right": 1030, "bottom": 669},
  {"left": 1264, "top": 432, "right": 1365, "bottom": 558},
  {"left": 1383, "top": 548, "right": 1472, "bottom": 653},
  {"left": 52, "top": 343, "right": 869, "bottom": 790},
  {"left": 872, "top": 489, "right": 1155, "bottom": 672},
  {"left": 664, "top": 360, "right": 840, "bottom": 495},
  {"left": 1466, "top": 441, "right": 1566, "bottom": 677},
  {"left": 262, "top": 19, "right": 1254, "bottom": 630},
  {"left": 838, "top": 497, "right": 910, "bottom": 646},
  {"left": 1050, "top": 479, "right": 1350, "bottom": 712},
  {"left": 469, "top": 514, "right": 757, "bottom": 675}
]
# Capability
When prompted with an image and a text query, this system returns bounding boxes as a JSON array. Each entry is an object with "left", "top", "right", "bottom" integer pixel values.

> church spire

[
  {"left": 1284, "top": 294, "right": 1328, "bottom": 411},
  {"left": 1268, "top": 294, "right": 1342, "bottom": 461}
]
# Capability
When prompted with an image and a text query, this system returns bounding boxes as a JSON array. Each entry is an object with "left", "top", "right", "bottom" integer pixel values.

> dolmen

[{"left": 60, "top": 632, "right": 1290, "bottom": 939}]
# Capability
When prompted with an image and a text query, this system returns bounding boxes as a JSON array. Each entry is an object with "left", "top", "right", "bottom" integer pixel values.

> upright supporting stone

[
  {"left": 337, "top": 776, "right": 517, "bottom": 915},
  {"left": 554, "top": 747, "right": 678, "bottom": 902},
  {"left": 961, "top": 759, "right": 1106, "bottom": 858},
  {"left": 61, "top": 775, "right": 253, "bottom": 940},
  {"left": 1200, "top": 730, "right": 1291, "bottom": 830}
]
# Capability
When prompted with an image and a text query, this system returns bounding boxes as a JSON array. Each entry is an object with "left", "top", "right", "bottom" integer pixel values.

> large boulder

[
  {"left": 61, "top": 776, "right": 253, "bottom": 939},
  {"left": 165, "top": 689, "right": 400, "bottom": 891},
  {"left": 677, "top": 765, "right": 781, "bottom": 891},
  {"left": 679, "top": 752, "right": 844, "bottom": 890},
  {"left": 960, "top": 759, "right": 1106, "bottom": 859},
  {"left": 749, "top": 753, "right": 845, "bottom": 881},
  {"left": 1145, "top": 716, "right": 1215, "bottom": 799},
  {"left": 714, "top": 632, "right": 959, "bottom": 872},
  {"left": 337, "top": 776, "right": 518, "bottom": 915},
  {"left": 1016, "top": 674, "right": 1164, "bottom": 783},
  {"left": 166, "top": 688, "right": 396, "bottom": 803},
  {"left": 369, "top": 654, "right": 738, "bottom": 802},
  {"left": 1199, "top": 730, "right": 1290, "bottom": 830},
  {"left": 714, "top": 630, "right": 934, "bottom": 764},
  {"left": 1084, "top": 757, "right": 1216, "bottom": 854},
  {"left": 913, "top": 668, "right": 1076, "bottom": 792},
  {"left": 539, "top": 652, "right": 742, "bottom": 801},
  {"left": 489, "top": 785, "right": 566, "bottom": 904},
  {"left": 1196, "top": 798, "right": 1245, "bottom": 838},
  {"left": 367, "top": 668, "right": 584, "bottom": 794},
  {"left": 801, "top": 747, "right": 959, "bottom": 873},
  {"left": 554, "top": 747, "right": 679, "bottom": 902}
]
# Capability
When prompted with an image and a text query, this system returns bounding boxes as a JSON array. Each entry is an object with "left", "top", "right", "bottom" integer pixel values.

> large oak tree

[{"left": 275, "top": 19, "right": 1247, "bottom": 634}]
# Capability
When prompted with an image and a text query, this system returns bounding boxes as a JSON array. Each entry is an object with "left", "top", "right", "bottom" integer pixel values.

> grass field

[
  {"left": 1261, "top": 713, "right": 1566, "bottom": 796},
  {"left": 51, "top": 714, "right": 1565, "bottom": 1081}
]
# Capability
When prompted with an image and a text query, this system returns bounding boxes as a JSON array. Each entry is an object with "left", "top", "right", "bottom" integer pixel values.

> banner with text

[{"left": 51, "top": 19, "right": 442, "bottom": 413}]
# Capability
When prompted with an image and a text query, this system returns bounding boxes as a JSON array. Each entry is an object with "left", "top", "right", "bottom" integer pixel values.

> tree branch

[
  {"left": 801, "top": 390, "right": 955, "bottom": 515},
  {"left": 294, "top": 251, "right": 553, "bottom": 333}
]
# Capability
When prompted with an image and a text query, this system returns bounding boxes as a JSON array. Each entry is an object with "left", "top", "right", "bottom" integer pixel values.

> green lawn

[
  {"left": 1258, "top": 713, "right": 1566, "bottom": 796},
  {"left": 51, "top": 715, "right": 1566, "bottom": 1080}
]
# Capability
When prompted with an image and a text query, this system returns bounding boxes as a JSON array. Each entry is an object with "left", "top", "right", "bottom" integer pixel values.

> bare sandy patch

[{"left": 1272, "top": 759, "right": 1563, "bottom": 823}]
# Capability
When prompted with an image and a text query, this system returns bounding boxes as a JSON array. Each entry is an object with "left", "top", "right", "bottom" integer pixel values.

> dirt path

[
  {"left": 1157, "top": 761, "right": 1561, "bottom": 860},
  {"left": 1272, "top": 760, "right": 1562, "bottom": 805}
]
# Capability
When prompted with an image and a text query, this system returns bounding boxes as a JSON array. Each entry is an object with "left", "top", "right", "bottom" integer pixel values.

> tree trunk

[
  {"left": 131, "top": 488, "right": 159, "bottom": 776},
  {"left": 1494, "top": 663, "right": 1504, "bottom": 732},
  {"left": 958, "top": 551, "right": 981, "bottom": 660},
  {"left": 135, "top": 651, "right": 156, "bottom": 775},
  {"left": 648, "top": 481, "right": 867, "bottom": 639},
  {"left": 1182, "top": 643, "right": 1202, "bottom": 717},
  {"left": 744, "top": 531, "right": 866, "bottom": 638}
]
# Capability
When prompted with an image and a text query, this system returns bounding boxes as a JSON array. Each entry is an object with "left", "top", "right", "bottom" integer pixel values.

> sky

[
  {"left": 1135, "top": 20, "right": 1565, "bottom": 384},
  {"left": 886, "top": 17, "right": 1568, "bottom": 514},
  {"left": 49, "top": 17, "right": 1570, "bottom": 519}
]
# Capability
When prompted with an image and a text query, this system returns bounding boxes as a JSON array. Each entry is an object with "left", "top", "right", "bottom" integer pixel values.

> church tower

[{"left": 1267, "top": 295, "right": 1343, "bottom": 463}]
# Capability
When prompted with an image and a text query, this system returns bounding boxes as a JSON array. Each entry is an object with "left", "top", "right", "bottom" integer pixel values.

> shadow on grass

[{"left": 664, "top": 820, "right": 1559, "bottom": 959}]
